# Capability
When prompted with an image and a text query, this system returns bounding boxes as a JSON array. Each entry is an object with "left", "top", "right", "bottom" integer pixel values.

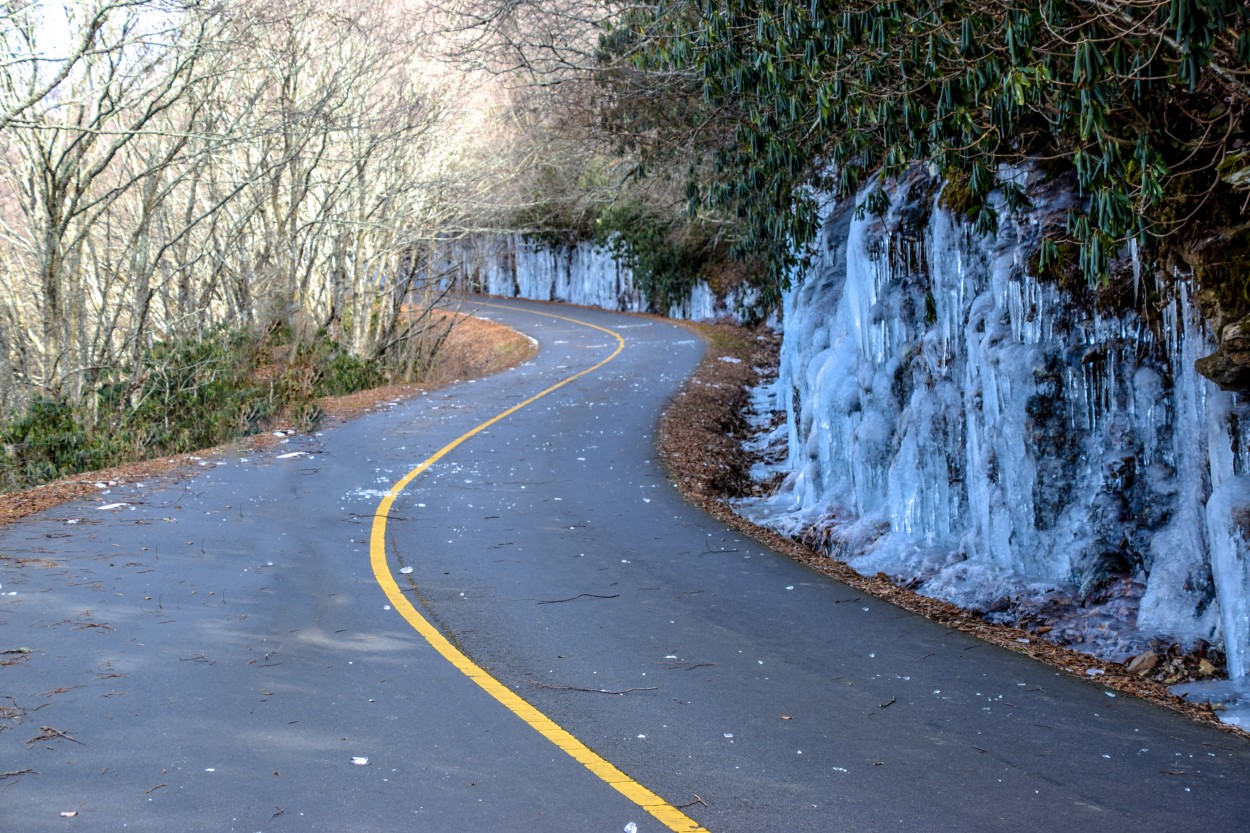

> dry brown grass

[
  {"left": 419, "top": 311, "right": 535, "bottom": 386},
  {"left": 316, "top": 311, "right": 535, "bottom": 424}
]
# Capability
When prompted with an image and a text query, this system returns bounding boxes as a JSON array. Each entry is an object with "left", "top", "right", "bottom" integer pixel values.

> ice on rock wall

[
  {"left": 441, "top": 234, "right": 740, "bottom": 321},
  {"left": 737, "top": 168, "right": 1250, "bottom": 681},
  {"left": 1207, "top": 477, "right": 1250, "bottom": 678}
]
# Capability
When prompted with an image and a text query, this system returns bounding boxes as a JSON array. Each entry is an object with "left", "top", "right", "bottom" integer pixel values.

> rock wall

[{"left": 442, "top": 234, "right": 742, "bottom": 321}]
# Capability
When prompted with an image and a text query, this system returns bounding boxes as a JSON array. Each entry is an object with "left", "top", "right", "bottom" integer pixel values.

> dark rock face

[
  {"left": 1024, "top": 356, "right": 1078, "bottom": 532},
  {"left": 1184, "top": 204, "right": 1250, "bottom": 394},
  {"left": 1197, "top": 315, "right": 1250, "bottom": 391}
]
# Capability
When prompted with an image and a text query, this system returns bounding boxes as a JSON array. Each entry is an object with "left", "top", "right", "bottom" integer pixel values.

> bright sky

[
  {"left": 31, "top": 0, "right": 73, "bottom": 57},
  {"left": 22, "top": 0, "right": 182, "bottom": 102}
]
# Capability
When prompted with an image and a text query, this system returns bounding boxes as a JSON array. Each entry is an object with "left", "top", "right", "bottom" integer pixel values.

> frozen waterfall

[{"left": 737, "top": 168, "right": 1250, "bottom": 691}]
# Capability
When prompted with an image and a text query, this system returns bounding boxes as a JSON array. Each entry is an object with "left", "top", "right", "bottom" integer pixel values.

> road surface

[{"left": 2, "top": 298, "right": 1249, "bottom": 832}]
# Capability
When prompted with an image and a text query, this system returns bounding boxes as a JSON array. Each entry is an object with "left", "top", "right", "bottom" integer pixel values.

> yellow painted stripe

[{"left": 370, "top": 304, "right": 710, "bottom": 833}]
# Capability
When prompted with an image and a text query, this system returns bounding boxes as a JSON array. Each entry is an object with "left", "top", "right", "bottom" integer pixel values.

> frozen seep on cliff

[
  {"left": 442, "top": 235, "right": 741, "bottom": 321},
  {"left": 736, "top": 168, "right": 1250, "bottom": 723}
]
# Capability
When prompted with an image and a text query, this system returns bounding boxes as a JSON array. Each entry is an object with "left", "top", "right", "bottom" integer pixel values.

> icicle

[{"left": 1130, "top": 237, "right": 1141, "bottom": 302}]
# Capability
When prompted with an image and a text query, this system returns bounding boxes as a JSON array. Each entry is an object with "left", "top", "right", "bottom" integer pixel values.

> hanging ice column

[{"left": 740, "top": 167, "right": 1250, "bottom": 675}]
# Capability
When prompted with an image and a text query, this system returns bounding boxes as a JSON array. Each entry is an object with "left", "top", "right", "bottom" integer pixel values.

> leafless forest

[{"left": 0, "top": 0, "right": 543, "bottom": 415}]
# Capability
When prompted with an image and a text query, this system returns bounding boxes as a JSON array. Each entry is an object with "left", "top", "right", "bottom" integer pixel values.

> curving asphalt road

[{"left": 2, "top": 297, "right": 1250, "bottom": 833}]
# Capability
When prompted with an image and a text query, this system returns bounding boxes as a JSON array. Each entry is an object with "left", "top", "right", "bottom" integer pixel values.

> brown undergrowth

[
  {"left": 0, "top": 311, "right": 534, "bottom": 528},
  {"left": 659, "top": 320, "right": 1249, "bottom": 738}
]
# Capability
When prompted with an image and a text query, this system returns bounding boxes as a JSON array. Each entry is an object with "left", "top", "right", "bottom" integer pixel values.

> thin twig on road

[
  {"left": 536, "top": 593, "right": 620, "bottom": 605},
  {"left": 527, "top": 680, "right": 657, "bottom": 695}
]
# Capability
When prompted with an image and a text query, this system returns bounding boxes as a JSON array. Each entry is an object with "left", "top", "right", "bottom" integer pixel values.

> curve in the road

[{"left": 369, "top": 304, "right": 707, "bottom": 833}]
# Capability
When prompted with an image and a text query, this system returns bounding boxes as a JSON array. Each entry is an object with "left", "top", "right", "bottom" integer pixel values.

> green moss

[
  {"left": 937, "top": 173, "right": 978, "bottom": 217},
  {"left": 1218, "top": 151, "right": 1250, "bottom": 190}
]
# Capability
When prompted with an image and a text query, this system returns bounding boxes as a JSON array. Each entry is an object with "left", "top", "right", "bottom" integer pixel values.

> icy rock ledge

[
  {"left": 437, "top": 234, "right": 746, "bottom": 322},
  {"left": 735, "top": 167, "right": 1250, "bottom": 724}
]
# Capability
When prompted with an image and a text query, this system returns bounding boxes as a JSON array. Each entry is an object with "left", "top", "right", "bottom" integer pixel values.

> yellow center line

[{"left": 369, "top": 303, "right": 710, "bottom": 833}]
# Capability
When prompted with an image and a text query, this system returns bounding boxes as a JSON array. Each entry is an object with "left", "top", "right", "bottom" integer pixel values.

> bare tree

[
  {"left": 0, "top": 1, "right": 219, "bottom": 401},
  {"left": 0, "top": 0, "right": 163, "bottom": 128}
]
